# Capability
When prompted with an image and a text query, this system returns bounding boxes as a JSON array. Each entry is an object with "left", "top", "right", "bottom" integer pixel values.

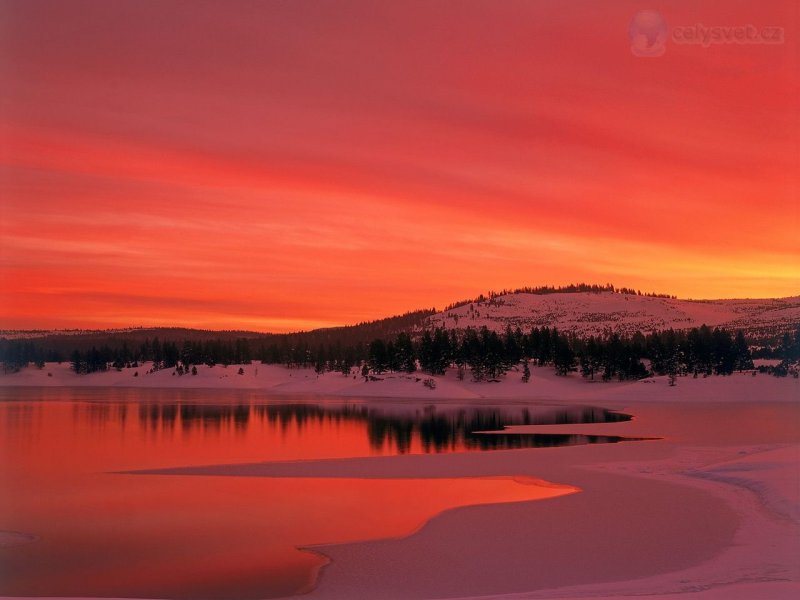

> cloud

[{"left": 1, "top": 0, "right": 797, "bottom": 330}]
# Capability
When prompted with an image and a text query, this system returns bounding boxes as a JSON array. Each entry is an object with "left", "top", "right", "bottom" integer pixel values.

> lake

[{"left": 0, "top": 388, "right": 643, "bottom": 599}]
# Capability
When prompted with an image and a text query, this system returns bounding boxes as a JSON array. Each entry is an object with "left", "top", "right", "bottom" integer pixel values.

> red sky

[{"left": 1, "top": 0, "right": 797, "bottom": 332}]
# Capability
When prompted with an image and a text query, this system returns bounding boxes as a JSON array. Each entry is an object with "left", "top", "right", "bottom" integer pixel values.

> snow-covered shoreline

[
  {"left": 300, "top": 443, "right": 800, "bottom": 600},
  {"left": 1, "top": 361, "right": 798, "bottom": 404}
]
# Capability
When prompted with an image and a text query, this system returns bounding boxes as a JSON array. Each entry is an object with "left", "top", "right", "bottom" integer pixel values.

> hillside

[
  {"left": 0, "top": 309, "right": 435, "bottom": 358},
  {"left": 424, "top": 292, "right": 800, "bottom": 342},
  {"left": 2, "top": 291, "right": 799, "bottom": 356}
]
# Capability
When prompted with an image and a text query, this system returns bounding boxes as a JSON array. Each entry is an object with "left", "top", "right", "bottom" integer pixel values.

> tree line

[
  {"left": 367, "top": 325, "right": 772, "bottom": 382},
  {"left": 442, "top": 283, "right": 676, "bottom": 311},
  {"left": 6, "top": 324, "right": 798, "bottom": 381}
]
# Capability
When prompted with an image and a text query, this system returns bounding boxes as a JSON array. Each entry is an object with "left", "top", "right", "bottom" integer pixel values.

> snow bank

[
  {"left": 2, "top": 361, "right": 797, "bottom": 405},
  {"left": 449, "top": 444, "right": 800, "bottom": 600}
]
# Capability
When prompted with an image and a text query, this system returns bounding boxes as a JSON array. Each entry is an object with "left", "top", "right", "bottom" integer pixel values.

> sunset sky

[{"left": 1, "top": 0, "right": 798, "bottom": 332}]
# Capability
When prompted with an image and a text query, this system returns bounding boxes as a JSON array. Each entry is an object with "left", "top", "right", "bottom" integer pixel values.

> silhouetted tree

[
  {"left": 733, "top": 331, "right": 753, "bottom": 372},
  {"left": 368, "top": 339, "right": 389, "bottom": 373}
]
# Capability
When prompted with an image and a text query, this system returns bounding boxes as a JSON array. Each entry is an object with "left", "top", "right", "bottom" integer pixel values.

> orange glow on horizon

[{"left": 0, "top": 0, "right": 797, "bottom": 332}]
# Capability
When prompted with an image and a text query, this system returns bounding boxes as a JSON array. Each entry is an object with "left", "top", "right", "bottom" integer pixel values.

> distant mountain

[
  {"left": 0, "top": 327, "right": 261, "bottom": 342},
  {"left": 424, "top": 292, "right": 800, "bottom": 342},
  {"left": 0, "top": 309, "right": 435, "bottom": 352}
]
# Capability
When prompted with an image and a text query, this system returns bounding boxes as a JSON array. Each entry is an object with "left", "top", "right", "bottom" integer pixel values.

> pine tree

[
  {"left": 314, "top": 351, "right": 326, "bottom": 375},
  {"left": 733, "top": 331, "right": 753, "bottom": 372},
  {"left": 712, "top": 328, "right": 735, "bottom": 375},
  {"left": 70, "top": 350, "right": 84, "bottom": 374},
  {"left": 368, "top": 339, "right": 388, "bottom": 373},
  {"left": 419, "top": 330, "right": 434, "bottom": 374},
  {"left": 394, "top": 332, "right": 416, "bottom": 373},
  {"left": 553, "top": 337, "right": 576, "bottom": 376},
  {"left": 580, "top": 337, "right": 601, "bottom": 380}
]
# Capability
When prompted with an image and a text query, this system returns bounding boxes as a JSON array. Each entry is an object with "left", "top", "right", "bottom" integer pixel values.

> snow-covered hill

[{"left": 424, "top": 292, "right": 800, "bottom": 340}]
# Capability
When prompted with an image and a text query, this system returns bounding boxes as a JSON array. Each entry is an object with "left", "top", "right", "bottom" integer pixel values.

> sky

[{"left": 0, "top": 0, "right": 798, "bottom": 332}]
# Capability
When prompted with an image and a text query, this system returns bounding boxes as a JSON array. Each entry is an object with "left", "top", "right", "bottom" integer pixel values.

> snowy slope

[{"left": 424, "top": 292, "right": 800, "bottom": 339}]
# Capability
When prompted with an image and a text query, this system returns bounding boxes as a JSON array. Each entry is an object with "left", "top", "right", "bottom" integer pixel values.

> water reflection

[
  {"left": 0, "top": 393, "right": 639, "bottom": 600},
  {"left": 362, "top": 406, "right": 634, "bottom": 453},
  {"left": 82, "top": 401, "right": 637, "bottom": 453}
]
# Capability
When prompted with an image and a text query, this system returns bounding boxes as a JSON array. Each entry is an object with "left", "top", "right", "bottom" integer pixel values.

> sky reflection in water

[{"left": 0, "top": 389, "right": 638, "bottom": 599}]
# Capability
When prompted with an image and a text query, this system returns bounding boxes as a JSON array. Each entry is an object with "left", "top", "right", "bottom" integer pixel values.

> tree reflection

[{"left": 118, "top": 401, "right": 640, "bottom": 453}]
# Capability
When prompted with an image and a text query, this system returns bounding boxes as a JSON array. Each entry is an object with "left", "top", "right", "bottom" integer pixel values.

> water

[{"left": 0, "top": 388, "right": 640, "bottom": 599}]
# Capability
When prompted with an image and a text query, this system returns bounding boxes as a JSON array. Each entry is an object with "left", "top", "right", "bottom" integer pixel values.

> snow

[
  {"left": 425, "top": 292, "right": 800, "bottom": 340},
  {"left": 2, "top": 361, "right": 797, "bottom": 405},
  {"left": 0, "top": 328, "right": 142, "bottom": 340},
  {"left": 445, "top": 444, "right": 800, "bottom": 600},
  {"left": 754, "top": 358, "right": 783, "bottom": 368},
  {"left": 296, "top": 419, "right": 800, "bottom": 599}
]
